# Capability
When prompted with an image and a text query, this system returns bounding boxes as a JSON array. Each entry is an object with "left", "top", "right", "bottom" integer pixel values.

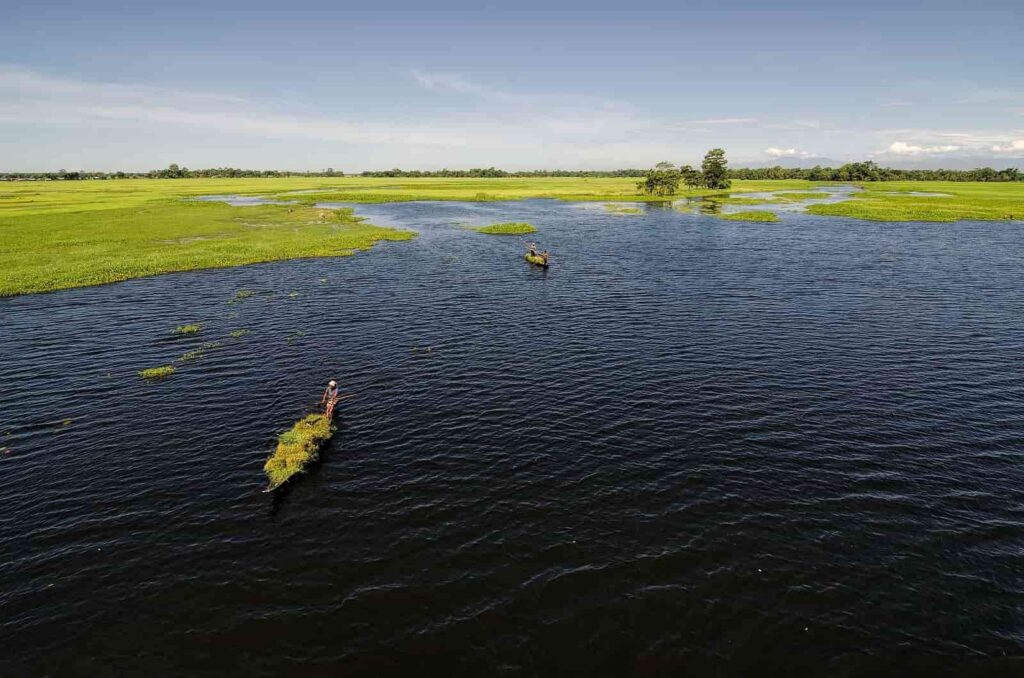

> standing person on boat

[
  {"left": 321, "top": 380, "right": 340, "bottom": 418},
  {"left": 527, "top": 242, "right": 538, "bottom": 257},
  {"left": 540, "top": 249, "right": 550, "bottom": 265}
]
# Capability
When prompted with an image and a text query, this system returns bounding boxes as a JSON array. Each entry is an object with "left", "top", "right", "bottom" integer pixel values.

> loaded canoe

[{"left": 525, "top": 253, "right": 549, "bottom": 267}]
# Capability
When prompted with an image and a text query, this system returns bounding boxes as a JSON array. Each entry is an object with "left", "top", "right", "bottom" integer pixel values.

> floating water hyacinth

[
  {"left": 139, "top": 365, "right": 175, "bottom": 379},
  {"left": 263, "top": 414, "right": 336, "bottom": 491}
]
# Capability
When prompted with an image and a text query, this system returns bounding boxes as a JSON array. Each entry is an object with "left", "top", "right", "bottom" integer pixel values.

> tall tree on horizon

[{"left": 701, "top": 149, "right": 731, "bottom": 189}]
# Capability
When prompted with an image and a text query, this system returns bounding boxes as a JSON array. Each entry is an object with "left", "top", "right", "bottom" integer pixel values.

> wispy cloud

[
  {"left": 765, "top": 147, "right": 811, "bottom": 158},
  {"left": 992, "top": 140, "right": 1024, "bottom": 153},
  {"left": 886, "top": 141, "right": 960, "bottom": 155},
  {"left": 411, "top": 70, "right": 521, "bottom": 104},
  {"left": 688, "top": 117, "right": 757, "bottom": 125}
]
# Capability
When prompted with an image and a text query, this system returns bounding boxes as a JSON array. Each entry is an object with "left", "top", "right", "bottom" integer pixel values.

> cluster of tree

[
  {"left": 637, "top": 149, "right": 732, "bottom": 195},
  {"left": 729, "top": 162, "right": 1022, "bottom": 182},
  {"left": 0, "top": 165, "right": 344, "bottom": 181},
  {"left": 359, "top": 167, "right": 510, "bottom": 177}
]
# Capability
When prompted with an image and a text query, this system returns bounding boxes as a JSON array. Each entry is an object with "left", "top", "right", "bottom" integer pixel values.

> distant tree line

[
  {"left": 729, "top": 161, "right": 1021, "bottom": 182},
  {"left": 0, "top": 165, "right": 345, "bottom": 181},
  {"left": 2, "top": 159, "right": 1021, "bottom": 182}
]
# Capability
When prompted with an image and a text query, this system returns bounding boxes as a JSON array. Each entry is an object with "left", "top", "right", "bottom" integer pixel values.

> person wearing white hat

[{"left": 321, "top": 379, "right": 340, "bottom": 418}]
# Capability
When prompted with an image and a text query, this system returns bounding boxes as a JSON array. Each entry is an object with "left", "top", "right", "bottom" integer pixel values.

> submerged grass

[
  {"left": 473, "top": 222, "right": 537, "bottom": 235},
  {"left": 719, "top": 210, "right": 780, "bottom": 222},
  {"left": 229, "top": 328, "right": 249, "bottom": 338},
  {"left": 806, "top": 181, "right": 1024, "bottom": 222},
  {"left": 775, "top": 192, "right": 829, "bottom": 200},
  {"left": 139, "top": 365, "right": 175, "bottom": 379},
  {"left": 263, "top": 413, "right": 336, "bottom": 491},
  {"left": 603, "top": 204, "right": 643, "bottom": 214},
  {"left": 179, "top": 341, "right": 221, "bottom": 362},
  {"left": 174, "top": 324, "right": 201, "bottom": 335}
]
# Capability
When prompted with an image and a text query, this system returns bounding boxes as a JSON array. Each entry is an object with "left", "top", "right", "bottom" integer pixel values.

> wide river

[{"left": 3, "top": 198, "right": 1024, "bottom": 675}]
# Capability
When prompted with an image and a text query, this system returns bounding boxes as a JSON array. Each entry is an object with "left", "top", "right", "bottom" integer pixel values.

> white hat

[{"left": 328, "top": 380, "right": 337, "bottom": 386}]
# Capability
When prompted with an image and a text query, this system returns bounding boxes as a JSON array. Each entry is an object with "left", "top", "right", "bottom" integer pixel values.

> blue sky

[{"left": 1, "top": 0, "right": 1021, "bottom": 171}]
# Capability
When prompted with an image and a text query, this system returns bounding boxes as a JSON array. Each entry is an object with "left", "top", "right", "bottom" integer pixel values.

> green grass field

[
  {"left": 718, "top": 210, "right": 780, "bottom": 222},
  {"left": 1, "top": 177, "right": 1021, "bottom": 296},
  {"left": 473, "top": 222, "right": 537, "bottom": 235},
  {"left": 806, "top": 182, "right": 1024, "bottom": 222}
]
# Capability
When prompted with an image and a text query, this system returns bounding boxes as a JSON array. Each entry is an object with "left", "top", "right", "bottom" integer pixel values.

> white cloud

[
  {"left": 688, "top": 117, "right": 757, "bottom": 125},
  {"left": 887, "top": 141, "right": 960, "bottom": 155},
  {"left": 765, "top": 147, "right": 810, "bottom": 158},
  {"left": 992, "top": 140, "right": 1024, "bottom": 152}
]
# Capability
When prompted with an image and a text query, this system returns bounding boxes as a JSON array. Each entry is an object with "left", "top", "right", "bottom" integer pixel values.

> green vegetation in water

[
  {"left": 139, "top": 365, "right": 175, "bottom": 379},
  {"left": 263, "top": 413, "right": 336, "bottom": 491},
  {"left": 232, "top": 289, "right": 255, "bottom": 301},
  {"left": 288, "top": 291, "right": 300, "bottom": 298},
  {"left": 473, "top": 222, "right": 537, "bottom": 235},
  {"left": 286, "top": 330, "right": 307, "bottom": 344},
  {"left": 715, "top": 196, "right": 788, "bottom": 206},
  {"left": 179, "top": 341, "right": 221, "bottom": 362},
  {"left": 229, "top": 328, "right": 250, "bottom": 338},
  {"left": 603, "top": 204, "right": 643, "bottom": 214},
  {"left": 805, "top": 181, "right": 1024, "bottom": 222},
  {"left": 174, "top": 324, "right": 201, "bottom": 335},
  {"left": 718, "top": 210, "right": 780, "bottom": 222},
  {"left": 775, "top": 192, "right": 829, "bottom": 200},
  {"left": 0, "top": 192, "right": 415, "bottom": 296}
]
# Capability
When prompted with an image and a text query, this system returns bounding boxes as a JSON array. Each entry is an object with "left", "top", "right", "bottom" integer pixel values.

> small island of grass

[
  {"left": 174, "top": 324, "right": 201, "bottom": 335},
  {"left": 719, "top": 210, "right": 780, "bottom": 222},
  {"left": 775, "top": 192, "right": 829, "bottom": 200},
  {"left": 263, "top": 413, "right": 336, "bottom": 491},
  {"left": 473, "top": 222, "right": 537, "bottom": 235},
  {"left": 139, "top": 365, "right": 175, "bottom": 379}
]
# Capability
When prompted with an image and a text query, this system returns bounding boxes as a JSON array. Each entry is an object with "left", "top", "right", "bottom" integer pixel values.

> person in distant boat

[
  {"left": 527, "top": 242, "right": 538, "bottom": 257},
  {"left": 322, "top": 380, "right": 340, "bottom": 418},
  {"left": 540, "top": 250, "right": 550, "bottom": 265}
]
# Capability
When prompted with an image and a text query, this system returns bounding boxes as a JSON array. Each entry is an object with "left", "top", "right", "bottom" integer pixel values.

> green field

[
  {"left": 1, "top": 176, "right": 1021, "bottom": 296},
  {"left": 806, "top": 182, "right": 1024, "bottom": 222},
  {"left": 473, "top": 222, "right": 537, "bottom": 235}
]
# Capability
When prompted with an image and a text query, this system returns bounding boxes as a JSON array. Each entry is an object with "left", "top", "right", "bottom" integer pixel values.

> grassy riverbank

[
  {"left": 0, "top": 200, "right": 414, "bottom": 296},
  {"left": 806, "top": 182, "right": 1024, "bottom": 221}
]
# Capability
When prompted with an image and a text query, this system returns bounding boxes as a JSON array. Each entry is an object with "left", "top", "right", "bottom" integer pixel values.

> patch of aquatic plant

[
  {"left": 174, "top": 324, "right": 201, "bottom": 335},
  {"left": 286, "top": 330, "right": 307, "bottom": 345},
  {"left": 263, "top": 413, "right": 336, "bottom": 491},
  {"left": 715, "top": 196, "right": 788, "bottom": 206},
  {"left": 232, "top": 289, "right": 255, "bottom": 302},
  {"left": 179, "top": 341, "right": 221, "bottom": 362},
  {"left": 139, "top": 365, "right": 175, "bottom": 379},
  {"left": 229, "top": 328, "right": 249, "bottom": 338},
  {"left": 473, "top": 222, "right": 537, "bottom": 235},
  {"left": 718, "top": 210, "right": 780, "bottom": 222},
  {"left": 603, "top": 204, "right": 643, "bottom": 214},
  {"left": 289, "top": 291, "right": 300, "bottom": 298},
  {"left": 775, "top": 192, "right": 829, "bottom": 200}
]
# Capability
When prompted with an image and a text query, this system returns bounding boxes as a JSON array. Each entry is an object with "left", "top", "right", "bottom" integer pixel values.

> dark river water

[{"left": 3, "top": 199, "right": 1024, "bottom": 676}]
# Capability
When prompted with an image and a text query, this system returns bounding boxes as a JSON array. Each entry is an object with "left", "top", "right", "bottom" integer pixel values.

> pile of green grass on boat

[
  {"left": 263, "top": 414, "right": 336, "bottom": 491},
  {"left": 139, "top": 365, "right": 175, "bottom": 379},
  {"left": 473, "top": 222, "right": 537, "bottom": 235},
  {"left": 718, "top": 210, "right": 780, "bottom": 222}
]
